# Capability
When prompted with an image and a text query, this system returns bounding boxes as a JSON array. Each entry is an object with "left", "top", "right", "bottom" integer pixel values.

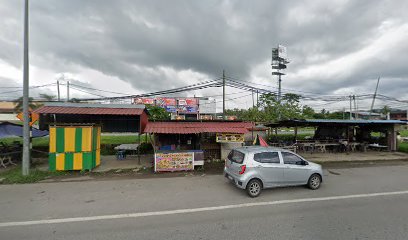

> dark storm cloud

[{"left": 0, "top": 0, "right": 407, "bottom": 103}]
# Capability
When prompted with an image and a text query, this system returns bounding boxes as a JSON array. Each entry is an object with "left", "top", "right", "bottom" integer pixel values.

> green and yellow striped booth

[{"left": 49, "top": 125, "right": 101, "bottom": 171}]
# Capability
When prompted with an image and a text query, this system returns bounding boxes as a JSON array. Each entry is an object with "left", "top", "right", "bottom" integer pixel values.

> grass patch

[
  {"left": 400, "top": 129, "right": 408, "bottom": 137},
  {"left": 0, "top": 166, "right": 67, "bottom": 184},
  {"left": 268, "top": 133, "right": 313, "bottom": 142},
  {"left": 399, "top": 142, "right": 408, "bottom": 153},
  {"left": 101, "top": 134, "right": 148, "bottom": 145}
]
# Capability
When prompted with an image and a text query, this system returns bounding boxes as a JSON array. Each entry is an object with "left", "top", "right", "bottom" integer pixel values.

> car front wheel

[
  {"left": 308, "top": 174, "right": 321, "bottom": 190},
  {"left": 246, "top": 179, "right": 262, "bottom": 197}
]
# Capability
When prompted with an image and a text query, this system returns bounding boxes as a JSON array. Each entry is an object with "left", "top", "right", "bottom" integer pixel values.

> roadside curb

[{"left": 316, "top": 158, "right": 408, "bottom": 168}]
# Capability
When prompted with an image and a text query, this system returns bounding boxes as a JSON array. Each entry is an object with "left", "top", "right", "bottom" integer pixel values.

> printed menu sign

[{"left": 155, "top": 152, "right": 194, "bottom": 172}]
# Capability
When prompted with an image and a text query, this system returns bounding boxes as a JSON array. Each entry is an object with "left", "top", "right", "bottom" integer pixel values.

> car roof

[{"left": 233, "top": 146, "right": 293, "bottom": 154}]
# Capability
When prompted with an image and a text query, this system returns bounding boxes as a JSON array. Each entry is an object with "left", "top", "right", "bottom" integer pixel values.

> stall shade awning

[
  {"left": 0, "top": 122, "right": 49, "bottom": 138},
  {"left": 35, "top": 106, "right": 145, "bottom": 115},
  {"left": 144, "top": 121, "right": 253, "bottom": 134}
]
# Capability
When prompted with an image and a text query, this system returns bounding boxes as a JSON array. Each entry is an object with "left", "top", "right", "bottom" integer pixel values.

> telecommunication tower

[{"left": 271, "top": 45, "right": 290, "bottom": 102}]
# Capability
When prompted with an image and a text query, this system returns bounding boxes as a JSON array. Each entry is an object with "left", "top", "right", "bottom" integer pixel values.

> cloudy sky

[{"left": 1, "top": 0, "right": 407, "bottom": 111}]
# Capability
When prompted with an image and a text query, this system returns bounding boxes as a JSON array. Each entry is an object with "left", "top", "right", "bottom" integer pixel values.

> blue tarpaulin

[{"left": 0, "top": 122, "right": 49, "bottom": 139}]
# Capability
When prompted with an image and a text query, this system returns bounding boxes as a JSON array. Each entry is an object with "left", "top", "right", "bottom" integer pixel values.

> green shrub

[
  {"left": 138, "top": 142, "right": 154, "bottom": 154},
  {"left": 399, "top": 142, "right": 408, "bottom": 153}
]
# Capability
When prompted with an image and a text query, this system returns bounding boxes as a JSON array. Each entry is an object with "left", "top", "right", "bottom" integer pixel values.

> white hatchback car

[{"left": 224, "top": 146, "right": 323, "bottom": 197}]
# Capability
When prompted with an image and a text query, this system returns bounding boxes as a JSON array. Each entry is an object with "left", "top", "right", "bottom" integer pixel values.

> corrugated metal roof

[
  {"left": 302, "top": 119, "right": 406, "bottom": 124},
  {"left": 44, "top": 102, "right": 145, "bottom": 109},
  {"left": 266, "top": 119, "right": 407, "bottom": 127},
  {"left": 144, "top": 121, "right": 253, "bottom": 134},
  {"left": 35, "top": 106, "right": 145, "bottom": 115}
]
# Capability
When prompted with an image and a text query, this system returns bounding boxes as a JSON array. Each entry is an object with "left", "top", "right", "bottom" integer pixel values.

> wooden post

[{"left": 294, "top": 126, "right": 298, "bottom": 142}]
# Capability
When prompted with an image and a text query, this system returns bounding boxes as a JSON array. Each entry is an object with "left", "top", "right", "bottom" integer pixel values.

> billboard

[
  {"left": 156, "top": 97, "right": 177, "bottom": 106},
  {"left": 199, "top": 98, "right": 216, "bottom": 114},
  {"left": 164, "top": 106, "right": 177, "bottom": 113},
  {"left": 134, "top": 98, "right": 155, "bottom": 105},
  {"left": 178, "top": 105, "right": 198, "bottom": 113},
  {"left": 178, "top": 98, "right": 198, "bottom": 106}
]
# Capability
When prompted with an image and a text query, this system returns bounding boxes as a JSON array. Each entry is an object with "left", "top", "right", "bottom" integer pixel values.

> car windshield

[{"left": 228, "top": 150, "right": 245, "bottom": 164}]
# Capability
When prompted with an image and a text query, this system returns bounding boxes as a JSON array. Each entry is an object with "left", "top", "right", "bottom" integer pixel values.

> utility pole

[
  {"left": 349, "top": 95, "right": 353, "bottom": 120},
  {"left": 57, "top": 80, "right": 60, "bottom": 101},
  {"left": 353, "top": 95, "right": 358, "bottom": 119},
  {"left": 67, "top": 80, "right": 70, "bottom": 102},
  {"left": 343, "top": 108, "right": 345, "bottom": 120},
  {"left": 252, "top": 88, "right": 255, "bottom": 108},
  {"left": 278, "top": 75, "right": 282, "bottom": 102},
  {"left": 369, "top": 77, "right": 381, "bottom": 117},
  {"left": 22, "top": 0, "right": 30, "bottom": 176},
  {"left": 222, "top": 70, "right": 225, "bottom": 120},
  {"left": 256, "top": 90, "right": 259, "bottom": 107}
]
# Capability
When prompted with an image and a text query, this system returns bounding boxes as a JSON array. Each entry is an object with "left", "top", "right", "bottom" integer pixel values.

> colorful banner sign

[
  {"left": 155, "top": 152, "right": 194, "bottom": 172},
  {"left": 134, "top": 98, "right": 155, "bottom": 105},
  {"left": 178, "top": 105, "right": 198, "bottom": 113},
  {"left": 178, "top": 98, "right": 198, "bottom": 106},
  {"left": 216, "top": 133, "right": 245, "bottom": 143},
  {"left": 164, "top": 106, "right": 177, "bottom": 113},
  {"left": 156, "top": 97, "right": 177, "bottom": 106}
]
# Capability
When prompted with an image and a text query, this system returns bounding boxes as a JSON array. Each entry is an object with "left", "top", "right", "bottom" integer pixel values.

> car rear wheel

[
  {"left": 246, "top": 179, "right": 262, "bottom": 198},
  {"left": 308, "top": 174, "right": 321, "bottom": 190}
]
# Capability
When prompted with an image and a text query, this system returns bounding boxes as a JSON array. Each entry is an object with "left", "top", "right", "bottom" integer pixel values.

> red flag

[{"left": 258, "top": 135, "right": 269, "bottom": 147}]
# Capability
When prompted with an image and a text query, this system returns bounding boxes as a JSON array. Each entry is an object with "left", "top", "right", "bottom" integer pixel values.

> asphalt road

[{"left": 1, "top": 164, "right": 408, "bottom": 239}]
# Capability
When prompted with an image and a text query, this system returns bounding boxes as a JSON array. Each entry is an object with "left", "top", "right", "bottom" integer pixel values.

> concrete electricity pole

[
  {"left": 57, "top": 80, "right": 60, "bottom": 101},
  {"left": 349, "top": 95, "right": 353, "bottom": 120},
  {"left": 222, "top": 70, "right": 225, "bottom": 120},
  {"left": 22, "top": 0, "right": 30, "bottom": 176},
  {"left": 67, "top": 81, "right": 70, "bottom": 102}
]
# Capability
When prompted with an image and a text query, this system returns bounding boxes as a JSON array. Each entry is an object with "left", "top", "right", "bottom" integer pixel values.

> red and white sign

[
  {"left": 178, "top": 98, "right": 198, "bottom": 106},
  {"left": 134, "top": 98, "right": 155, "bottom": 105}
]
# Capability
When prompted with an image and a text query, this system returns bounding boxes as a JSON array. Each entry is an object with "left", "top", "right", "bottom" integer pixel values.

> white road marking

[{"left": 1, "top": 190, "right": 408, "bottom": 227}]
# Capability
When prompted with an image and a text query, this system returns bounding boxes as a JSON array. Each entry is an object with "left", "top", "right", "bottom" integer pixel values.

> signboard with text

[
  {"left": 154, "top": 152, "right": 194, "bottom": 172},
  {"left": 17, "top": 111, "right": 39, "bottom": 126},
  {"left": 216, "top": 133, "right": 245, "bottom": 143},
  {"left": 164, "top": 106, "right": 177, "bottom": 113},
  {"left": 156, "top": 97, "right": 177, "bottom": 106},
  {"left": 177, "top": 105, "right": 198, "bottom": 113},
  {"left": 178, "top": 98, "right": 198, "bottom": 106},
  {"left": 134, "top": 98, "right": 155, "bottom": 105}
]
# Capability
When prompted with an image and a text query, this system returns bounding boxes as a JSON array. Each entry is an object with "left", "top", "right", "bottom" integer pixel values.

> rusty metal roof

[
  {"left": 35, "top": 106, "right": 145, "bottom": 115},
  {"left": 144, "top": 121, "right": 253, "bottom": 134}
]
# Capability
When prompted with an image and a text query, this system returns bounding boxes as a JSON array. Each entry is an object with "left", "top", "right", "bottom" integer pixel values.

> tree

[
  {"left": 259, "top": 93, "right": 302, "bottom": 122},
  {"left": 146, "top": 105, "right": 170, "bottom": 121},
  {"left": 13, "top": 97, "right": 40, "bottom": 113},
  {"left": 381, "top": 105, "right": 390, "bottom": 115},
  {"left": 39, "top": 93, "right": 56, "bottom": 101},
  {"left": 70, "top": 98, "right": 81, "bottom": 103},
  {"left": 302, "top": 105, "right": 315, "bottom": 119}
]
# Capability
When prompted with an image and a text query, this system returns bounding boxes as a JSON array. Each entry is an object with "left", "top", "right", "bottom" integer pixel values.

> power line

[
  {"left": 0, "top": 83, "right": 57, "bottom": 95},
  {"left": 69, "top": 86, "right": 107, "bottom": 98}
]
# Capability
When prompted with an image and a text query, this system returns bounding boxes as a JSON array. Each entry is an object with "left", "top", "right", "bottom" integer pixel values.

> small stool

[{"left": 116, "top": 150, "right": 126, "bottom": 160}]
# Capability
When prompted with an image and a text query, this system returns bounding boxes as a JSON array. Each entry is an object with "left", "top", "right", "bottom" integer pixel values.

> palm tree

[
  {"left": 39, "top": 93, "right": 56, "bottom": 101},
  {"left": 13, "top": 97, "right": 40, "bottom": 113}
]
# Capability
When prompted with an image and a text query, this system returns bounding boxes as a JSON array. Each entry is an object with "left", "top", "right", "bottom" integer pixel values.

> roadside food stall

[
  {"left": 48, "top": 124, "right": 101, "bottom": 171},
  {"left": 144, "top": 121, "right": 253, "bottom": 172},
  {"left": 266, "top": 119, "right": 407, "bottom": 152}
]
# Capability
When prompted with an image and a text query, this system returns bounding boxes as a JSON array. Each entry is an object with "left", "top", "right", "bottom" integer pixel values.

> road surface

[{"left": 1, "top": 164, "right": 408, "bottom": 239}]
